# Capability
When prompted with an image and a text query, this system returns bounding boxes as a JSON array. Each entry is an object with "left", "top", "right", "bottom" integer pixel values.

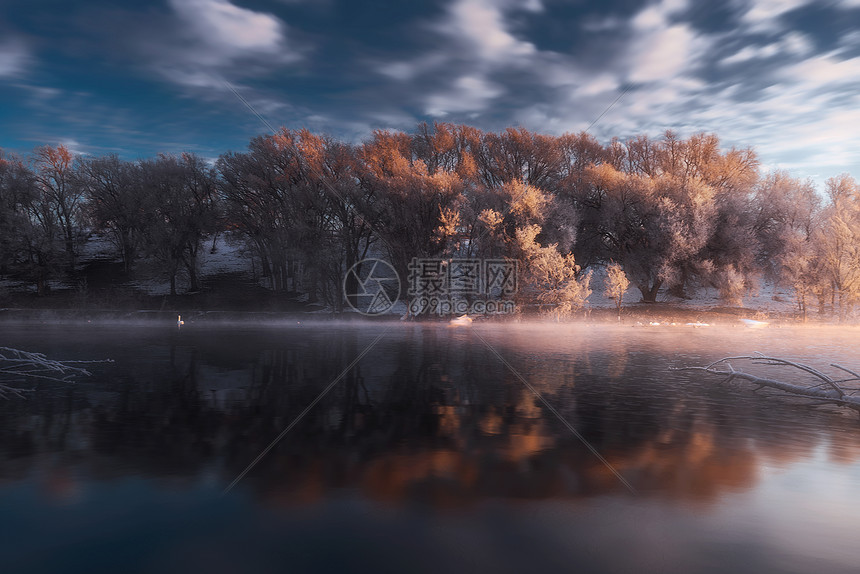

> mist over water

[{"left": 2, "top": 321, "right": 860, "bottom": 573}]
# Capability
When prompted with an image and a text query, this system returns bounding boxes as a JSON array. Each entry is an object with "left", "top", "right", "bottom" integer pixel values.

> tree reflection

[{"left": 2, "top": 326, "right": 860, "bottom": 509}]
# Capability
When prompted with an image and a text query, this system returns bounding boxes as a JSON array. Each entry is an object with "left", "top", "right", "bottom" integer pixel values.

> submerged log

[{"left": 672, "top": 353, "right": 860, "bottom": 416}]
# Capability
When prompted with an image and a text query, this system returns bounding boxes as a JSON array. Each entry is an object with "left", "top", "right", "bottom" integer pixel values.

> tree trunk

[
  {"left": 121, "top": 229, "right": 135, "bottom": 273},
  {"left": 344, "top": 252, "right": 359, "bottom": 312},
  {"left": 637, "top": 280, "right": 661, "bottom": 303},
  {"left": 189, "top": 266, "right": 199, "bottom": 292}
]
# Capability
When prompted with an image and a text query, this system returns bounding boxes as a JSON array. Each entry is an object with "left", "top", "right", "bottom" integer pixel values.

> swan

[{"left": 177, "top": 314, "right": 184, "bottom": 327}]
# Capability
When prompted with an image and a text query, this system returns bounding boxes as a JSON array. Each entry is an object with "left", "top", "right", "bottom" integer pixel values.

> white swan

[{"left": 177, "top": 314, "right": 184, "bottom": 327}]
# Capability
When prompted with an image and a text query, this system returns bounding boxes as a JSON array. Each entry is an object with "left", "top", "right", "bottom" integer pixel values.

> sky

[{"left": 2, "top": 0, "right": 860, "bottom": 187}]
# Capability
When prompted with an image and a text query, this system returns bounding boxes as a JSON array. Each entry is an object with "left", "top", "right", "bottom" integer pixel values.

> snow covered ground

[
  {"left": 125, "top": 233, "right": 256, "bottom": 296},
  {"left": 585, "top": 265, "right": 799, "bottom": 315}
]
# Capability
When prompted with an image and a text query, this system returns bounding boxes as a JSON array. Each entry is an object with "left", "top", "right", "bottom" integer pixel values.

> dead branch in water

[
  {"left": 0, "top": 346, "right": 113, "bottom": 399},
  {"left": 672, "top": 353, "right": 860, "bottom": 416}
]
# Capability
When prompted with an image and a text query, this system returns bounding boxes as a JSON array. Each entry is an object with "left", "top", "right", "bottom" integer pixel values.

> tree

[
  {"left": 0, "top": 152, "right": 35, "bottom": 275},
  {"left": 78, "top": 155, "right": 145, "bottom": 272},
  {"left": 139, "top": 153, "right": 218, "bottom": 295},
  {"left": 296, "top": 133, "right": 379, "bottom": 309},
  {"left": 218, "top": 132, "right": 303, "bottom": 292},
  {"left": 0, "top": 150, "right": 61, "bottom": 294},
  {"left": 359, "top": 129, "right": 463, "bottom": 284},
  {"left": 32, "top": 145, "right": 84, "bottom": 262},
  {"left": 516, "top": 224, "right": 591, "bottom": 320},
  {"left": 472, "top": 127, "right": 564, "bottom": 191},
  {"left": 752, "top": 171, "right": 821, "bottom": 319},
  {"left": 604, "top": 261, "right": 630, "bottom": 319},
  {"left": 219, "top": 129, "right": 377, "bottom": 306},
  {"left": 573, "top": 132, "right": 759, "bottom": 304}
]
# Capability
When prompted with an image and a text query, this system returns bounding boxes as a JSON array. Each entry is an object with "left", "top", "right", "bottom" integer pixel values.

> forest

[{"left": 1, "top": 123, "right": 859, "bottom": 319}]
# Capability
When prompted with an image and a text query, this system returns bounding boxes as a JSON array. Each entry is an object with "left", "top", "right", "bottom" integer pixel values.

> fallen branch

[
  {"left": 0, "top": 346, "right": 113, "bottom": 399},
  {"left": 672, "top": 353, "right": 860, "bottom": 416}
]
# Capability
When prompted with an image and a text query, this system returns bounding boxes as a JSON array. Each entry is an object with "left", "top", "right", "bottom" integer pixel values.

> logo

[
  {"left": 343, "top": 259, "right": 401, "bottom": 315},
  {"left": 406, "top": 257, "right": 518, "bottom": 316}
]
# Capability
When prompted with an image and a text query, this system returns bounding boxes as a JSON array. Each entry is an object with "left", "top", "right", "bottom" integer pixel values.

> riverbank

[{"left": 1, "top": 234, "right": 850, "bottom": 326}]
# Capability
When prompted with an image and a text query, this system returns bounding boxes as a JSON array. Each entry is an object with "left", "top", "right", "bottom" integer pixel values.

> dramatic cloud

[
  {"left": 169, "top": 0, "right": 286, "bottom": 57},
  {"left": 436, "top": 0, "right": 538, "bottom": 65},
  {"left": 624, "top": 0, "right": 708, "bottom": 83},
  {"left": 3, "top": 0, "right": 860, "bottom": 186},
  {"left": 377, "top": 0, "right": 544, "bottom": 117},
  {"left": 155, "top": 0, "right": 298, "bottom": 89}
]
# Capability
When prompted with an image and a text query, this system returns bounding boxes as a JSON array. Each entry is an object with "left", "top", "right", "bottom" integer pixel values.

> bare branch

[
  {"left": 0, "top": 347, "right": 112, "bottom": 399},
  {"left": 697, "top": 353, "right": 845, "bottom": 397},
  {"left": 672, "top": 355, "right": 860, "bottom": 416},
  {"left": 832, "top": 364, "right": 860, "bottom": 381}
]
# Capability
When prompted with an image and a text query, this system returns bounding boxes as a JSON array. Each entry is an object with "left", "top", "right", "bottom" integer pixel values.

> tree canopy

[{"left": 1, "top": 124, "right": 857, "bottom": 318}]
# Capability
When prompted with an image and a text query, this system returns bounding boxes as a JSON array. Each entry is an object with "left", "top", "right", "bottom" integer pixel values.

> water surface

[{"left": 2, "top": 322, "right": 860, "bottom": 573}]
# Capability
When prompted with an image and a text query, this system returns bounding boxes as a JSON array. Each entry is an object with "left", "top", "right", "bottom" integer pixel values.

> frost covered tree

[
  {"left": 572, "top": 132, "right": 759, "bottom": 304},
  {"left": 359, "top": 129, "right": 463, "bottom": 280},
  {"left": 218, "top": 130, "right": 309, "bottom": 292},
  {"left": 516, "top": 224, "right": 591, "bottom": 319},
  {"left": 78, "top": 155, "right": 146, "bottom": 272},
  {"left": 139, "top": 153, "right": 218, "bottom": 295},
  {"left": 604, "top": 261, "right": 630, "bottom": 319},
  {"left": 752, "top": 171, "right": 821, "bottom": 319},
  {"left": 220, "top": 129, "right": 382, "bottom": 306},
  {"left": 816, "top": 175, "right": 860, "bottom": 319}
]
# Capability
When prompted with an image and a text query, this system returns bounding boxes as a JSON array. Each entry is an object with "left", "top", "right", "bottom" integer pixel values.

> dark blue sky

[{"left": 2, "top": 0, "right": 859, "bottom": 185}]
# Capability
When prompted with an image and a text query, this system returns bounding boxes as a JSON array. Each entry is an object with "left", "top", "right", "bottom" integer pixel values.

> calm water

[{"left": 2, "top": 321, "right": 860, "bottom": 573}]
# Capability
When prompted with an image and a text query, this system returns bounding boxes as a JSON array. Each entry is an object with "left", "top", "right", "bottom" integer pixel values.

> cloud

[
  {"left": 618, "top": 45, "right": 860, "bottom": 183},
  {"left": 168, "top": 0, "right": 286, "bottom": 57},
  {"left": 624, "top": 0, "right": 709, "bottom": 84},
  {"left": 0, "top": 39, "right": 29, "bottom": 78},
  {"left": 366, "top": 0, "right": 853, "bottom": 186},
  {"left": 740, "top": 0, "right": 811, "bottom": 31},
  {"left": 628, "top": 24, "right": 700, "bottom": 83},
  {"left": 785, "top": 50, "right": 860, "bottom": 85},
  {"left": 435, "top": 0, "right": 537, "bottom": 65},
  {"left": 151, "top": 0, "right": 299, "bottom": 90},
  {"left": 495, "top": 1, "right": 857, "bottom": 185},
  {"left": 58, "top": 138, "right": 90, "bottom": 157},
  {"left": 375, "top": 0, "right": 545, "bottom": 117},
  {"left": 721, "top": 32, "right": 813, "bottom": 65},
  {"left": 425, "top": 75, "right": 503, "bottom": 117}
]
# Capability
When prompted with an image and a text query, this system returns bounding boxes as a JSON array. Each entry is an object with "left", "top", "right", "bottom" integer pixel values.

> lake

[{"left": 2, "top": 321, "right": 860, "bottom": 573}]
